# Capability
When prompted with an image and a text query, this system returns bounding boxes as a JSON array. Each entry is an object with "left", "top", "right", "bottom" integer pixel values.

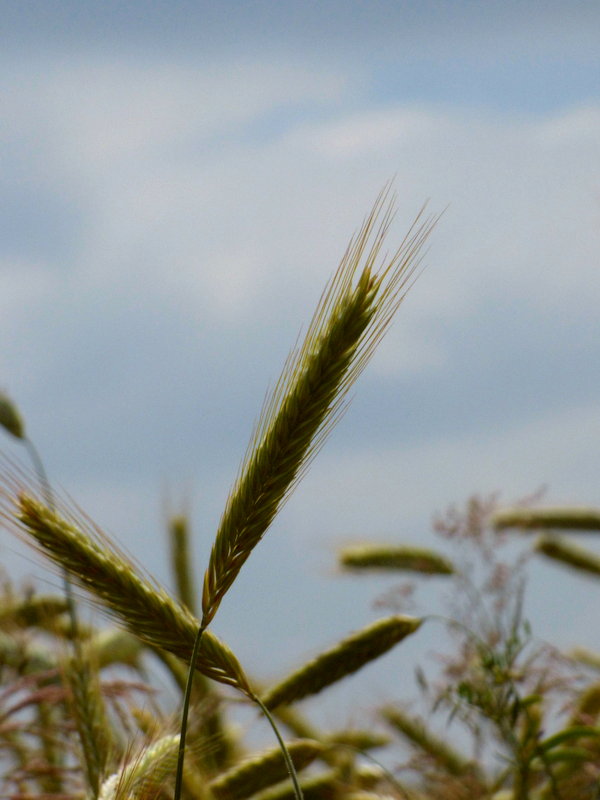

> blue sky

[{"left": 1, "top": 0, "right": 600, "bottom": 738}]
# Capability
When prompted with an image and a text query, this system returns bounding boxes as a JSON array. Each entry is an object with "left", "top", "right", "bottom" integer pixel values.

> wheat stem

[
  {"left": 254, "top": 698, "right": 306, "bottom": 800},
  {"left": 174, "top": 624, "right": 206, "bottom": 800}
]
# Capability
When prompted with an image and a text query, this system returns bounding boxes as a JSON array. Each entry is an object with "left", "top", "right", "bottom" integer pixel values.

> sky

[{"left": 1, "top": 0, "right": 600, "bottom": 743}]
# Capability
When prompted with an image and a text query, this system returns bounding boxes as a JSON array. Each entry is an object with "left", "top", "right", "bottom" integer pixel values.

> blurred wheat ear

[
  {"left": 339, "top": 544, "right": 454, "bottom": 574},
  {"left": 262, "top": 615, "right": 422, "bottom": 710},
  {"left": 209, "top": 739, "right": 323, "bottom": 800},
  {"left": 202, "top": 188, "right": 438, "bottom": 627},
  {"left": 493, "top": 506, "right": 600, "bottom": 532},
  {"left": 534, "top": 535, "right": 600, "bottom": 576},
  {"left": 382, "top": 706, "right": 478, "bottom": 778}
]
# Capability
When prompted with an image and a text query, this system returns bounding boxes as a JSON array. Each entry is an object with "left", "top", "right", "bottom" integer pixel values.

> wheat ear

[
  {"left": 569, "top": 648, "right": 600, "bottom": 671},
  {"left": 0, "top": 391, "right": 25, "bottom": 439},
  {"left": 493, "top": 507, "right": 600, "bottom": 532},
  {"left": 252, "top": 770, "right": 339, "bottom": 800},
  {"left": 64, "top": 647, "right": 112, "bottom": 797},
  {"left": 570, "top": 684, "right": 600, "bottom": 725},
  {"left": 209, "top": 739, "right": 322, "bottom": 800},
  {"left": 325, "top": 730, "right": 391, "bottom": 751},
  {"left": 534, "top": 535, "right": 600, "bottom": 576},
  {"left": 91, "top": 629, "right": 143, "bottom": 669},
  {"left": 262, "top": 616, "right": 421, "bottom": 710},
  {"left": 98, "top": 734, "right": 180, "bottom": 800},
  {"left": 0, "top": 594, "right": 69, "bottom": 629},
  {"left": 381, "top": 706, "right": 475, "bottom": 777},
  {"left": 9, "top": 493, "right": 254, "bottom": 696},
  {"left": 202, "top": 190, "right": 437, "bottom": 627},
  {"left": 339, "top": 544, "right": 454, "bottom": 574},
  {"left": 170, "top": 514, "right": 197, "bottom": 613}
]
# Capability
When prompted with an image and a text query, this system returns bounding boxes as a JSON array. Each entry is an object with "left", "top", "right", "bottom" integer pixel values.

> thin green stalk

[
  {"left": 170, "top": 513, "right": 231, "bottom": 771},
  {"left": 174, "top": 624, "right": 206, "bottom": 800},
  {"left": 174, "top": 627, "right": 304, "bottom": 800},
  {"left": 254, "top": 696, "right": 304, "bottom": 800}
]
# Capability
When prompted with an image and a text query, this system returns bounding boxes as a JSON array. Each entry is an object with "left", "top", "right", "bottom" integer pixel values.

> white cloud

[
  {"left": 301, "top": 108, "right": 436, "bottom": 158},
  {"left": 2, "top": 56, "right": 598, "bottom": 403},
  {"left": 536, "top": 106, "right": 600, "bottom": 146}
]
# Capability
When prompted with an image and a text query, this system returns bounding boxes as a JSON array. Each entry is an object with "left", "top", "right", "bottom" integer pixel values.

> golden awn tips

[{"left": 202, "top": 189, "right": 437, "bottom": 627}]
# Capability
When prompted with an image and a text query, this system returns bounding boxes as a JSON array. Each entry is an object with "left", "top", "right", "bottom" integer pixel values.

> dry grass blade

[
  {"left": 534, "top": 535, "right": 600, "bottom": 577},
  {"left": 339, "top": 545, "right": 454, "bottom": 574},
  {"left": 493, "top": 507, "right": 600, "bottom": 532},
  {"left": 7, "top": 492, "right": 254, "bottom": 697},
  {"left": 202, "top": 189, "right": 437, "bottom": 626},
  {"left": 262, "top": 616, "right": 422, "bottom": 710},
  {"left": 209, "top": 739, "right": 322, "bottom": 800}
]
